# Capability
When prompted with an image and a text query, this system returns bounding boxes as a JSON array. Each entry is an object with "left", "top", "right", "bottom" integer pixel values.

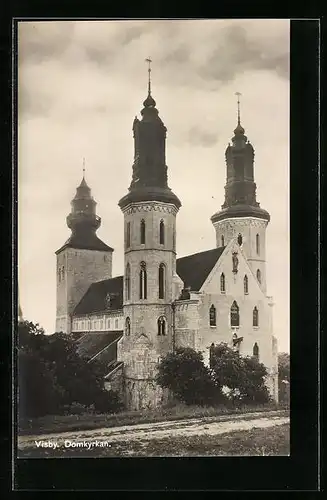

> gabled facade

[{"left": 56, "top": 70, "right": 278, "bottom": 408}]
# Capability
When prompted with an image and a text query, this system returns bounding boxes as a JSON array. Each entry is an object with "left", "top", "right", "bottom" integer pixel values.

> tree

[
  {"left": 156, "top": 347, "right": 222, "bottom": 406},
  {"left": 17, "top": 320, "right": 122, "bottom": 417},
  {"left": 209, "top": 343, "right": 270, "bottom": 404},
  {"left": 278, "top": 352, "right": 290, "bottom": 403}
]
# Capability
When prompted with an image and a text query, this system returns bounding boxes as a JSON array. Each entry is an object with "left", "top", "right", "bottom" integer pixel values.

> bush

[{"left": 156, "top": 347, "right": 224, "bottom": 406}]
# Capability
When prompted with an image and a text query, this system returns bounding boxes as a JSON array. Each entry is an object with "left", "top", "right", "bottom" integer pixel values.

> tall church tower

[
  {"left": 55, "top": 169, "right": 113, "bottom": 334},
  {"left": 211, "top": 93, "right": 270, "bottom": 293},
  {"left": 118, "top": 60, "right": 181, "bottom": 410}
]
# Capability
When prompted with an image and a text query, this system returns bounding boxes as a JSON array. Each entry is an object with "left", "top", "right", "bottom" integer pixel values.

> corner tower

[
  {"left": 211, "top": 93, "right": 270, "bottom": 293},
  {"left": 118, "top": 59, "right": 181, "bottom": 410},
  {"left": 55, "top": 168, "right": 113, "bottom": 333}
]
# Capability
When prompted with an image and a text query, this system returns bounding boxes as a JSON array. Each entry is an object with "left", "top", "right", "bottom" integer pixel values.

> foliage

[
  {"left": 210, "top": 343, "right": 270, "bottom": 404},
  {"left": 278, "top": 352, "right": 290, "bottom": 402},
  {"left": 156, "top": 347, "right": 223, "bottom": 406},
  {"left": 17, "top": 320, "right": 123, "bottom": 418},
  {"left": 157, "top": 344, "right": 270, "bottom": 407}
]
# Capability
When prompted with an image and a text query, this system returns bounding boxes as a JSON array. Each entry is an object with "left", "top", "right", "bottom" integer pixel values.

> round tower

[
  {"left": 118, "top": 59, "right": 181, "bottom": 410},
  {"left": 211, "top": 93, "right": 270, "bottom": 294},
  {"left": 55, "top": 169, "right": 113, "bottom": 334}
]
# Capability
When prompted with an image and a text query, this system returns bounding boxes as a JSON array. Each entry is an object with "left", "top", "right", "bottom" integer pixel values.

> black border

[{"left": 2, "top": 12, "right": 320, "bottom": 492}]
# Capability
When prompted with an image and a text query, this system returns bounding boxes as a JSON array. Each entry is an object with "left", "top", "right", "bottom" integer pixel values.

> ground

[{"left": 17, "top": 409, "right": 289, "bottom": 457}]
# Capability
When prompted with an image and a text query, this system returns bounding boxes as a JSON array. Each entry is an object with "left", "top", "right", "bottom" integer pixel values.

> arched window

[
  {"left": 139, "top": 261, "right": 147, "bottom": 299},
  {"left": 159, "top": 220, "right": 165, "bottom": 245},
  {"left": 100, "top": 320, "right": 103, "bottom": 330},
  {"left": 140, "top": 219, "right": 145, "bottom": 244},
  {"left": 115, "top": 318, "right": 118, "bottom": 329},
  {"left": 159, "top": 263, "right": 165, "bottom": 299},
  {"left": 220, "top": 273, "right": 226, "bottom": 293},
  {"left": 253, "top": 342, "right": 259, "bottom": 359},
  {"left": 209, "top": 304, "right": 216, "bottom": 326},
  {"left": 106, "top": 319, "right": 110, "bottom": 330},
  {"left": 125, "top": 317, "right": 131, "bottom": 336},
  {"left": 256, "top": 269, "right": 262, "bottom": 284},
  {"left": 221, "top": 235, "right": 225, "bottom": 247},
  {"left": 253, "top": 306, "right": 259, "bottom": 327},
  {"left": 58, "top": 268, "right": 61, "bottom": 283},
  {"left": 231, "top": 301, "right": 240, "bottom": 327},
  {"left": 244, "top": 275, "right": 249, "bottom": 294},
  {"left": 157, "top": 316, "right": 166, "bottom": 336},
  {"left": 256, "top": 233, "right": 260, "bottom": 255},
  {"left": 237, "top": 234, "right": 243, "bottom": 246},
  {"left": 125, "top": 263, "right": 131, "bottom": 301},
  {"left": 61, "top": 266, "right": 65, "bottom": 280},
  {"left": 126, "top": 221, "right": 131, "bottom": 249}
]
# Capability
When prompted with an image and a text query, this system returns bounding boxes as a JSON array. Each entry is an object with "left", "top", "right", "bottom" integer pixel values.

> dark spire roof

[
  {"left": 56, "top": 172, "right": 113, "bottom": 254},
  {"left": 118, "top": 59, "right": 181, "bottom": 210},
  {"left": 211, "top": 94, "right": 270, "bottom": 224}
]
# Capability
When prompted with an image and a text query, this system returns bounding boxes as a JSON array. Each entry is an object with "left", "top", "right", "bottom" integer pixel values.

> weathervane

[
  {"left": 145, "top": 57, "right": 152, "bottom": 95},
  {"left": 235, "top": 91, "right": 242, "bottom": 125}
]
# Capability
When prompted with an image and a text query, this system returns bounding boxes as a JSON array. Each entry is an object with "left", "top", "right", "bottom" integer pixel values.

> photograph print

[{"left": 17, "top": 19, "right": 290, "bottom": 458}]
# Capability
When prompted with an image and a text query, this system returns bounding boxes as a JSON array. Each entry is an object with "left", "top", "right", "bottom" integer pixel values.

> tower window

[
  {"left": 220, "top": 273, "right": 226, "bottom": 293},
  {"left": 58, "top": 268, "right": 61, "bottom": 283},
  {"left": 126, "top": 221, "right": 131, "bottom": 249},
  {"left": 231, "top": 301, "right": 240, "bottom": 327},
  {"left": 256, "top": 233, "right": 260, "bottom": 255},
  {"left": 244, "top": 275, "right": 249, "bottom": 294},
  {"left": 140, "top": 219, "right": 146, "bottom": 244},
  {"left": 253, "top": 342, "right": 259, "bottom": 360},
  {"left": 159, "top": 220, "right": 165, "bottom": 245},
  {"left": 237, "top": 234, "right": 242, "bottom": 246},
  {"left": 159, "top": 263, "right": 165, "bottom": 299},
  {"left": 125, "top": 263, "right": 131, "bottom": 301},
  {"left": 125, "top": 317, "right": 131, "bottom": 336},
  {"left": 221, "top": 235, "right": 225, "bottom": 247},
  {"left": 209, "top": 305, "right": 217, "bottom": 326},
  {"left": 253, "top": 306, "right": 259, "bottom": 327},
  {"left": 139, "top": 261, "right": 147, "bottom": 299},
  {"left": 100, "top": 320, "right": 103, "bottom": 330},
  {"left": 256, "top": 269, "right": 262, "bottom": 284},
  {"left": 106, "top": 319, "right": 110, "bottom": 330},
  {"left": 157, "top": 316, "right": 166, "bottom": 336},
  {"left": 115, "top": 318, "right": 118, "bottom": 329}
]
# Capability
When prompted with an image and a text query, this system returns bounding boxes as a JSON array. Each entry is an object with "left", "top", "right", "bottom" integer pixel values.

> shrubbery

[
  {"left": 18, "top": 320, "right": 123, "bottom": 418},
  {"left": 157, "top": 344, "right": 271, "bottom": 406}
]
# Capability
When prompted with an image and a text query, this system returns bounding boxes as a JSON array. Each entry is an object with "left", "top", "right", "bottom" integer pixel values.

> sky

[{"left": 17, "top": 19, "right": 290, "bottom": 352}]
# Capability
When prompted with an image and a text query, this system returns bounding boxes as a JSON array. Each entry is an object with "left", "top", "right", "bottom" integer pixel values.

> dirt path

[{"left": 18, "top": 411, "right": 289, "bottom": 450}]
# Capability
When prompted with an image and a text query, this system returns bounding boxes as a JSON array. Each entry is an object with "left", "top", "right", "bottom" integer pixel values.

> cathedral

[{"left": 55, "top": 69, "right": 279, "bottom": 410}]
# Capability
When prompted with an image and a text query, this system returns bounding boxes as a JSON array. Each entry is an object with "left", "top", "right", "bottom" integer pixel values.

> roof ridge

[{"left": 177, "top": 246, "right": 225, "bottom": 261}]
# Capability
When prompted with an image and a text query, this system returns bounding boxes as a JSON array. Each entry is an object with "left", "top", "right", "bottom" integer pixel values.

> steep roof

[
  {"left": 74, "top": 276, "right": 123, "bottom": 315},
  {"left": 73, "top": 247, "right": 225, "bottom": 317},
  {"left": 56, "top": 233, "right": 113, "bottom": 254},
  {"left": 76, "top": 331, "right": 122, "bottom": 360},
  {"left": 176, "top": 247, "right": 225, "bottom": 291}
]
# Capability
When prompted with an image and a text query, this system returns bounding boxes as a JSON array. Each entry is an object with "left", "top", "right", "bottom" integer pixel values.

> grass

[
  {"left": 18, "top": 423, "right": 290, "bottom": 458},
  {"left": 18, "top": 401, "right": 289, "bottom": 436}
]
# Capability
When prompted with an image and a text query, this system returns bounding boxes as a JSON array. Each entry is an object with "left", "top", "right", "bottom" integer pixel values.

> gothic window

[
  {"left": 125, "top": 317, "right": 131, "bottom": 336},
  {"left": 140, "top": 219, "right": 146, "bottom": 244},
  {"left": 253, "top": 306, "right": 259, "bottom": 327},
  {"left": 88, "top": 320, "right": 91, "bottom": 330},
  {"left": 256, "top": 233, "right": 260, "bottom": 255},
  {"left": 221, "top": 235, "right": 225, "bottom": 247},
  {"left": 157, "top": 316, "right": 166, "bottom": 336},
  {"left": 231, "top": 301, "right": 240, "bottom": 327},
  {"left": 139, "top": 262, "right": 147, "bottom": 299},
  {"left": 237, "top": 234, "right": 243, "bottom": 246},
  {"left": 126, "top": 221, "right": 131, "bottom": 249},
  {"left": 159, "top": 220, "right": 165, "bottom": 245},
  {"left": 100, "top": 320, "right": 103, "bottom": 330},
  {"left": 220, "top": 273, "right": 226, "bottom": 293},
  {"left": 103, "top": 255, "right": 107, "bottom": 262},
  {"left": 256, "top": 269, "right": 262, "bottom": 284},
  {"left": 253, "top": 342, "right": 259, "bottom": 359},
  {"left": 115, "top": 318, "right": 118, "bottom": 329},
  {"left": 159, "top": 263, "right": 165, "bottom": 299},
  {"left": 209, "top": 304, "right": 217, "bottom": 326},
  {"left": 125, "top": 263, "right": 131, "bottom": 301},
  {"left": 244, "top": 275, "right": 249, "bottom": 294}
]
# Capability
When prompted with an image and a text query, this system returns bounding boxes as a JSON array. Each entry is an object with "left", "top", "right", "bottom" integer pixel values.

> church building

[{"left": 55, "top": 66, "right": 279, "bottom": 410}]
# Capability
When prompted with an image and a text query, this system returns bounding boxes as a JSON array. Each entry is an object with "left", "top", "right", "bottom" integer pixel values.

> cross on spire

[
  {"left": 235, "top": 92, "right": 242, "bottom": 125},
  {"left": 82, "top": 157, "right": 86, "bottom": 178},
  {"left": 145, "top": 57, "right": 152, "bottom": 95}
]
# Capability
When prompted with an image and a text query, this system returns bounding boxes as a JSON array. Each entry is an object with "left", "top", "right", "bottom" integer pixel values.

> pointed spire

[
  {"left": 79, "top": 157, "right": 88, "bottom": 188},
  {"left": 143, "top": 57, "right": 156, "bottom": 108},
  {"left": 234, "top": 91, "right": 245, "bottom": 135}
]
